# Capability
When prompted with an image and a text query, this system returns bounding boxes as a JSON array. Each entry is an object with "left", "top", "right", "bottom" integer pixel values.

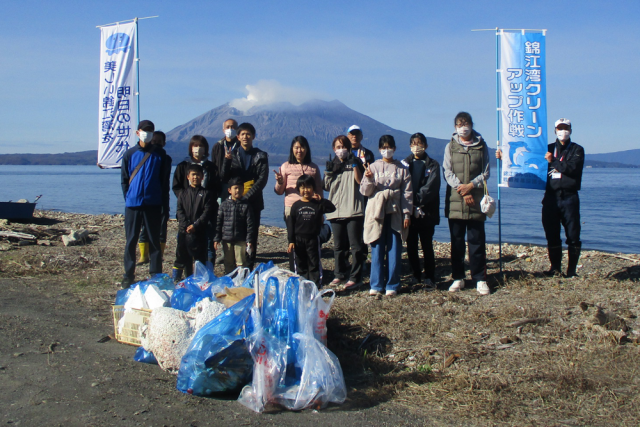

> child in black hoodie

[
  {"left": 287, "top": 174, "right": 336, "bottom": 285},
  {"left": 173, "top": 164, "right": 213, "bottom": 281}
]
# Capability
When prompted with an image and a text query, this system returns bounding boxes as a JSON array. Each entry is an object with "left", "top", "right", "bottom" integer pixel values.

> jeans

[{"left": 370, "top": 215, "right": 402, "bottom": 292}]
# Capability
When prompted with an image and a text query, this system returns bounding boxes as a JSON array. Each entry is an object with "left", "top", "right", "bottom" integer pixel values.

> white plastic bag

[{"left": 480, "top": 180, "right": 496, "bottom": 218}]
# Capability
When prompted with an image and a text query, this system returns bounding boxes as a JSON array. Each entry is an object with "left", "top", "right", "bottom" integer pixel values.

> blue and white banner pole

[
  {"left": 497, "top": 29, "right": 548, "bottom": 190},
  {"left": 96, "top": 16, "right": 157, "bottom": 169}
]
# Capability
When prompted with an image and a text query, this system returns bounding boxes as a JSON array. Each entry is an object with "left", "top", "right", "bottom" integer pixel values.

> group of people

[{"left": 120, "top": 111, "right": 584, "bottom": 296}]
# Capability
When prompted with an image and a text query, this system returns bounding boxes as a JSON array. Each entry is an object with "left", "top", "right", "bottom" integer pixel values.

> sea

[{"left": 1, "top": 165, "right": 638, "bottom": 254}]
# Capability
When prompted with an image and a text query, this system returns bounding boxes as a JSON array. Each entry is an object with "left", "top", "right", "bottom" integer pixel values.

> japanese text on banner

[
  {"left": 97, "top": 23, "right": 137, "bottom": 168},
  {"left": 499, "top": 31, "right": 547, "bottom": 189}
]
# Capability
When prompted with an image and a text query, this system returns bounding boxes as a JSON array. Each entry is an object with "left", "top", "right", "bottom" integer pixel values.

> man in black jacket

[
  {"left": 173, "top": 164, "right": 214, "bottom": 281},
  {"left": 221, "top": 122, "right": 268, "bottom": 267},
  {"left": 402, "top": 133, "right": 441, "bottom": 288},
  {"left": 542, "top": 118, "right": 585, "bottom": 277},
  {"left": 211, "top": 118, "right": 239, "bottom": 203}
]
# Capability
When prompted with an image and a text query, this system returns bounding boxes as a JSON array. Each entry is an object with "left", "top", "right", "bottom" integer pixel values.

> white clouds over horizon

[{"left": 228, "top": 80, "right": 329, "bottom": 112}]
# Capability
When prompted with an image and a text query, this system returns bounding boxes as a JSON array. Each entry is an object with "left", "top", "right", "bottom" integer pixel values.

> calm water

[{"left": 1, "top": 165, "right": 638, "bottom": 254}]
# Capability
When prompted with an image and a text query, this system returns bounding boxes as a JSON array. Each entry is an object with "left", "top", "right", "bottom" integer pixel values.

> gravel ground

[{"left": 1, "top": 210, "right": 639, "bottom": 426}]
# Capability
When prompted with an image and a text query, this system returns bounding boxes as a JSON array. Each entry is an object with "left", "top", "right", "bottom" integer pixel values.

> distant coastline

[{"left": 0, "top": 149, "right": 638, "bottom": 168}]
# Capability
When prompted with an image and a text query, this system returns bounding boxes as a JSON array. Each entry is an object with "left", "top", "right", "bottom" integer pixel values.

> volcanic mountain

[{"left": 164, "top": 99, "right": 450, "bottom": 164}]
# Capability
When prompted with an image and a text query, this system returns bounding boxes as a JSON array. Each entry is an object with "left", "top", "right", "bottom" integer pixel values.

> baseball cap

[
  {"left": 137, "top": 120, "right": 155, "bottom": 131},
  {"left": 554, "top": 118, "right": 571, "bottom": 128},
  {"left": 347, "top": 125, "right": 361, "bottom": 134}
]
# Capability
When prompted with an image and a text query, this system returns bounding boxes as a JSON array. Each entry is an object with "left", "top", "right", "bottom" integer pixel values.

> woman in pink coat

[{"left": 274, "top": 135, "right": 323, "bottom": 271}]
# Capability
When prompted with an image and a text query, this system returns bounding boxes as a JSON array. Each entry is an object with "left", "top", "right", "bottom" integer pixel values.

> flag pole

[
  {"left": 135, "top": 17, "right": 140, "bottom": 126},
  {"left": 496, "top": 28, "right": 503, "bottom": 280}
]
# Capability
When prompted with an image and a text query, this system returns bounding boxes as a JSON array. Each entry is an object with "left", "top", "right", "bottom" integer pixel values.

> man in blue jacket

[{"left": 120, "top": 120, "right": 172, "bottom": 288}]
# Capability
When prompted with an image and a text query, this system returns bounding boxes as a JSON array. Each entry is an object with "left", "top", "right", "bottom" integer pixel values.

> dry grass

[
  {"left": 2, "top": 210, "right": 640, "bottom": 425},
  {"left": 329, "top": 271, "right": 640, "bottom": 425}
]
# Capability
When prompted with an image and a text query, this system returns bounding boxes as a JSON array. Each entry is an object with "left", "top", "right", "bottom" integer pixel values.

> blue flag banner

[
  {"left": 97, "top": 22, "right": 137, "bottom": 168},
  {"left": 498, "top": 30, "right": 547, "bottom": 189}
]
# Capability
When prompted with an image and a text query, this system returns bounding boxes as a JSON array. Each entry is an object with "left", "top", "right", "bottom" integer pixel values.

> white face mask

[
  {"left": 556, "top": 130, "right": 571, "bottom": 142},
  {"left": 224, "top": 128, "right": 237, "bottom": 139},
  {"left": 138, "top": 130, "right": 153, "bottom": 143},
  {"left": 335, "top": 148, "right": 348, "bottom": 159},
  {"left": 380, "top": 149, "right": 395, "bottom": 159},
  {"left": 192, "top": 147, "right": 205, "bottom": 158},
  {"left": 411, "top": 146, "right": 425, "bottom": 156},
  {"left": 456, "top": 126, "right": 472, "bottom": 139}
]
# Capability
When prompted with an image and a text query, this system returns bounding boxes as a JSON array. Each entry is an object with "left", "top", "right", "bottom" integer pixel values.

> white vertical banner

[
  {"left": 97, "top": 22, "right": 137, "bottom": 168},
  {"left": 498, "top": 30, "right": 547, "bottom": 189}
]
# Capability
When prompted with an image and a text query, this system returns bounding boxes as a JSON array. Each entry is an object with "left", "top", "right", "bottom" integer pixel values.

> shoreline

[{"left": 10, "top": 209, "right": 639, "bottom": 257}]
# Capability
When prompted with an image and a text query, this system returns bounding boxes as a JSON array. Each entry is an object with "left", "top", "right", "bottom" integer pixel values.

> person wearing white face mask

[
  {"left": 443, "top": 112, "right": 490, "bottom": 296},
  {"left": 541, "top": 118, "right": 584, "bottom": 277},
  {"left": 360, "top": 135, "right": 413, "bottom": 297},
  {"left": 324, "top": 135, "right": 366, "bottom": 289},
  {"left": 402, "top": 133, "right": 441, "bottom": 290},
  {"left": 171, "top": 135, "right": 220, "bottom": 281},
  {"left": 120, "top": 120, "right": 172, "bottom": 288},
  {"left": 211, "top": 119, "right": 239, "bottom": 203}
]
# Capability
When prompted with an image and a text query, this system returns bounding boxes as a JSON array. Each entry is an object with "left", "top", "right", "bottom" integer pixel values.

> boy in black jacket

[
  {"left": 173, "top": 164, "right": 214, "bottom": 281},
  {"left": 287, "top": 175, "right": 336, "bottom": 286},
  {"left": 214, "top": 177, "right": 256, "bottom": 274}
]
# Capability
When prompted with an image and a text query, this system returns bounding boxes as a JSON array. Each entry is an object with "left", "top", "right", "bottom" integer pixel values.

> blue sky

[{"left": 1, "top": 0, "right": 638, "bottom": 154}]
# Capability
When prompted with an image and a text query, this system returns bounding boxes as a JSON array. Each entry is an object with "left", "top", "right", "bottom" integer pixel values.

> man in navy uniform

[{"left": 542, "top": 118, "right": 585, "bottom": 277}]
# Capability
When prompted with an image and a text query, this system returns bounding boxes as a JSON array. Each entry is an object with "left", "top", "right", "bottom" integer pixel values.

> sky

[{"left": 1, "top": 0, "right": 638, "bottom": 155}]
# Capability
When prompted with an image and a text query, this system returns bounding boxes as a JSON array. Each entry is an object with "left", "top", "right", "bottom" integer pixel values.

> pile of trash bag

[{"left": 114, "top": 261, "right": 346, "bottom": 412}]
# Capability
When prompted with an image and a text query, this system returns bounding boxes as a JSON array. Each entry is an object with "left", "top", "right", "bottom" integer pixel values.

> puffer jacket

[{"left": 214, "top": 198, "right": 257, "bottom": 243}]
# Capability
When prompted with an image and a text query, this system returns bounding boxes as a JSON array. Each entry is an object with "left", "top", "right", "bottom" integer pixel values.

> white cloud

[{"left": 229, "top": 80, "right": 325, "bottom": 112}]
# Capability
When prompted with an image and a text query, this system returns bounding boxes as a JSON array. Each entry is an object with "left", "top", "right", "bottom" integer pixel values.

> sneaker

[
  {"left": 408, "top": 276, "right": 420, "bottom": 285},
  {"left": 330, "top": 278, "right": 344, "bottom": 286},
  {"left": 385, "top": 290, "right": 397, "bottom": 297},
  {"left": 448, "top": 279, "right": 465, "bottom": 292},
  {"left": 476, "top": 281, "right": 490, "bottom": 295},
  {"left": 344, "top": 281, "right": 362, "bottom": 290},
  {"left": 369, "top": 289, "right": 382, "bottom": 296}
]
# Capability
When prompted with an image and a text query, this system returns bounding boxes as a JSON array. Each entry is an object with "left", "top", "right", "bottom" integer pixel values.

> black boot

[
  {"left": 566, "top": 244, "right": 581, "bottom": 278},
  {"left": 543, "top": 245, "right": 563, "bottom": 276}
]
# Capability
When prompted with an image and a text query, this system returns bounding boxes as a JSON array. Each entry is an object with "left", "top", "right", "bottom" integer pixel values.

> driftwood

[
  {"left": 0, "top": 231, "right": 36, "bottom": 240},
  {"left": 507, "top": 317, "right": 548, "bottom": 328},
  {"left": 598, "top": 253, "right": 640, "bottom": 263}
]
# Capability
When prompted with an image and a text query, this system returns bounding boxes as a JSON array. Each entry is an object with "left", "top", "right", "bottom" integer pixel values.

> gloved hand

[{"left": 325, "top": 155, "right": 334, "bottom": 173}]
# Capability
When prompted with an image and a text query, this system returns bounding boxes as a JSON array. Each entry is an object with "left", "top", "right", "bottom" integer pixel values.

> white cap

[
  {"left": 347, "top": 125, "right": 361, "bottom": 134},
  {"left": 554, "top": 118, "right": 571, "bottom": 128}
]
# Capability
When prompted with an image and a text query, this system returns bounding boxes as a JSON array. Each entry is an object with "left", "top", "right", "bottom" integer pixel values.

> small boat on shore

[{"left": 0, "top": 196, "right": 41, "bottom": 219}]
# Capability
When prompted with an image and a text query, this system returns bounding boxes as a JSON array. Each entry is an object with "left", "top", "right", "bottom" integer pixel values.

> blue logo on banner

[{"left": 105, "top": 33, "right": 131, "bottom": 55}]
